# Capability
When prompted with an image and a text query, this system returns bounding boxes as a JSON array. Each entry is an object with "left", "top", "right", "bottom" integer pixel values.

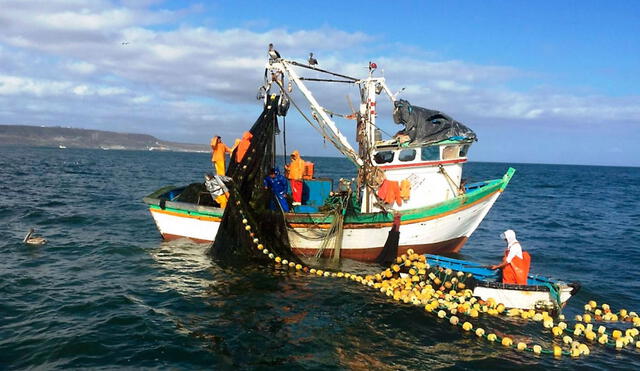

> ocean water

[{"left": 1, "top": 146, "right": 639, "bottom": 370}]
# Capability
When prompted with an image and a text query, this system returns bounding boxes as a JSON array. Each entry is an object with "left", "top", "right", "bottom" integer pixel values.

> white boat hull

[
  {"left": 148, "top": 190, "right": 502, "bottom": 261},
  {"left": 150, "top": 208, "right": 221, "bottom": 243},
  {"left": 289, "top": 191, "right": 501, "bottom": 260},
  {"left": 473, "top": 284, "right": 575, "bottom": 310}
]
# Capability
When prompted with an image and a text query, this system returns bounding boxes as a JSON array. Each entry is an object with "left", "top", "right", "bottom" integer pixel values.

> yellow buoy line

[{"left": 237, "top": 207, "right": 640, "bottom": 358}]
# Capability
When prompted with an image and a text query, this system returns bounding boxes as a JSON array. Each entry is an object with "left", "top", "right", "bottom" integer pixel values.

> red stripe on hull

[
  {"left": 161, "top": 233, "right": 468, "bottom": 262},
  {"left": 379, "top": 158, "right": 466, "bottom": 170},
  {"left": 292, "top": 236, "right": 469, "bottom": 262},
  {"left": 162, "top": 233, "right": 213, "bottom": 244}
]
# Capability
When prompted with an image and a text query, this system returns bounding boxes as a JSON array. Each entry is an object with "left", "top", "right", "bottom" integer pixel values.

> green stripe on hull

[
  {"left": 290, "top": 167, "right": 515, "bottom": 225},
  {"left": 148, "top": 204, "right": 224, "bottom": 218},
  {"left": 147, "top": 167, "right": 516, "bottom": 226}
]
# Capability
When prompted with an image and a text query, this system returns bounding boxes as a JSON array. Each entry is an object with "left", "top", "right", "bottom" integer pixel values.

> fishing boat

[
  {"left": 144, "top": 51, "right": 515, "bottom": 261},
  {"left": 425, "top": 254, "right": 580, "bottom": 311}
]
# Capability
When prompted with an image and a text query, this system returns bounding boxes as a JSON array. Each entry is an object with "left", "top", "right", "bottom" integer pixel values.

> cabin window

[
  {"left": 398, "top": 149, "right": 416, "bottom": 162},
  {"left": 373, "top": 151, "right": 395, "bottom": 164},
  {"left": 459, "top": 144, "right": 470, "bottom": 157},
  {"left": 421, "top": 146, "right": 440, "bottom": 161},
  {"left": 442, "top": 145, "right": 460, "bottom": 160}
]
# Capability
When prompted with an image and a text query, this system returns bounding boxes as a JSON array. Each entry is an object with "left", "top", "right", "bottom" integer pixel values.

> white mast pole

[
  {"left": 356, "top": 73, "right": 396, "bottom": 213},
  {"left": 357, "top": 71, "right": 381, "bottom": 213}
]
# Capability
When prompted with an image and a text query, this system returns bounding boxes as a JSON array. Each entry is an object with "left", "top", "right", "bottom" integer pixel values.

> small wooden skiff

[{"left": 425, "top": 254, "right": 580, "bottom": 311}]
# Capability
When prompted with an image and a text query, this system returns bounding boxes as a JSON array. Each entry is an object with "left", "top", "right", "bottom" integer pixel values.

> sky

[{"left": 0, "top": 0, "right": 638, "bottom": 166}]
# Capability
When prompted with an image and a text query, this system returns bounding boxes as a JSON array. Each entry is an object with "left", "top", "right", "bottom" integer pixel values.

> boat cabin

[{"left": 368, "top": 139, "right": 473, "bottom": 211}]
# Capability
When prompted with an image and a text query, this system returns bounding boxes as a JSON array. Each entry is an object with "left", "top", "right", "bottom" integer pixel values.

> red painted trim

[
  {"left": 379, "top": 158, "right": 467, "bottom": 170},
  {"left": 161, "top": 235, "right": 470, "bottom": 262},
  {"left": 292, "top": 236, "right": 468, "bottom": 262},
  {"left": 162, "top": 233, "right": 213, "bottom": 243}
]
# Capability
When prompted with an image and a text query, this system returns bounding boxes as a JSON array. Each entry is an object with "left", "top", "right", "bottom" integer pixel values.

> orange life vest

[{"left": 502, "top": 251, "right": 531, "bottom": 285}]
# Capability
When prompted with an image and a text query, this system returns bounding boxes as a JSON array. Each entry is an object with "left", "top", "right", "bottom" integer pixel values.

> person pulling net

[{"left": 210, "top": 95, "right": 301, "bottom": 264}]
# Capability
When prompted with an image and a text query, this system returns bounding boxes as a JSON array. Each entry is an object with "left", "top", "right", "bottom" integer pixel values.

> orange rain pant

[
  {"left": 290, "top": 179, "right": 303, "bottom": 203},
  {"left": 502, "top": 251, "right": 531, "bottom": 285},
  {"left": 214, "top": 161, "right": 225, "bottom": 176},
  {"left": 215, "top": 193, "right": 229, "bottom": 209}
]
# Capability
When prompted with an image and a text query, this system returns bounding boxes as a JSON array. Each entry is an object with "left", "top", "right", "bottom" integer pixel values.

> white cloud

[
  {"left": 34, "top": 8, "right": 136, "bottom": 31},
  {"left": 97, "top": 86, "right": 127, "bottom": 96},
  {"left": 131, "top": 95, "right": 151, "bottom": 104},
  {"left": 0, "top": 75, "right": 71, "bottom": 96},
  {"left": 67, "top": 61, "right": 97, "bottom": 74},
  {"left": 72, "top": 84, "right": 90, "bottom": 95},
  {"left": 0, "top": 0, "right": 637, "bottom": 152}
]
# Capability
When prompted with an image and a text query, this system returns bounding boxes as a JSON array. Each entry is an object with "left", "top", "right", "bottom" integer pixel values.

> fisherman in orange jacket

[
  {"left": 286, "top": 150, "right": 305, "bottom": 205},
  {"left": 490, "top": 229, "right": 531, "bottom": 285},
  {"left": 234, "top": 131, "right": 253, "bottom": 163},
  {"left": 210, "top": 136, "right": 231, "bottom": 176}
]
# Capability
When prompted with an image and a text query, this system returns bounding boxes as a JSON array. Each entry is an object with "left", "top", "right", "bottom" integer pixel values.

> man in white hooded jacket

[{"left": 490, "top": 229, "right": 531, "bottom": 285}]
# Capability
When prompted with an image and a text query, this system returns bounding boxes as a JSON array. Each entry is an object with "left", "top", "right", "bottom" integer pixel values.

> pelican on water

[{"left": 23, "top": 228, "right": 47, "bottom": 245}]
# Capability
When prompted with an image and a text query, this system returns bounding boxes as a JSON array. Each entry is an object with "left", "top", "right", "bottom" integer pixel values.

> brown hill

[{"left": 0, "top": 125, "right": 208, "bottom": 152}]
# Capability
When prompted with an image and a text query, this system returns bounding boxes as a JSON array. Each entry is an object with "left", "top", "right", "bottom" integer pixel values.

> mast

[
  {"left": 357, "top": 63, "right": 396, "bottom": 213},
  {"left": 267, "top": 59, "right": 363, "bottom": 167},
  {"left": 264, "top": 56, "right": 398, "bottom": 213}
]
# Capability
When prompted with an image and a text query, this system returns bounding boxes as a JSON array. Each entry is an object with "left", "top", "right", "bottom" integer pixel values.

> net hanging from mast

[{"left": 209, "top": 96, "right": 301, "bottom": 264}]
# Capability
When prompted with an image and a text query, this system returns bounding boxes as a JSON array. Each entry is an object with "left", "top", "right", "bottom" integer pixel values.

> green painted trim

[
  {"left": 500, "top": 167, "right": 516, "bottom": 191},
  {"left": 148, "top": 204, "right": 224, "bottom": 218},
  {"left": 289, "top": 168, "right": 515, "bottom": 225},
  {"left": 146, "top": 167, "right": 516, "bottom": 225}
]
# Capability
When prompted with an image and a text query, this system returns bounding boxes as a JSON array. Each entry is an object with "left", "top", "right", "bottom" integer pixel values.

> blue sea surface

[{"left": 1, "top": 146, "right": 639, "bottom": 370}]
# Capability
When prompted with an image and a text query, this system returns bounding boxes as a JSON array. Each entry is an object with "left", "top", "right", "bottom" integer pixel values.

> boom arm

[{"left": 271, "top": 60, "right": 363, "bottom": 167}]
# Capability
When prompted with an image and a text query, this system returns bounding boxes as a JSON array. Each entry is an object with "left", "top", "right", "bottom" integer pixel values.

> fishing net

[
  {"left": 210, "top": 96, "right": 301, "bottom": 264},
  {"left": 375, "top": 213, "right": 400, "bottom": 265}
]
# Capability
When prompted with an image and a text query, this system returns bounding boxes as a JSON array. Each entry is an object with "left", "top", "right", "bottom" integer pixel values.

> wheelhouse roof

[{"left": 374, "top": 138, "right": 475, "bottom": 151}]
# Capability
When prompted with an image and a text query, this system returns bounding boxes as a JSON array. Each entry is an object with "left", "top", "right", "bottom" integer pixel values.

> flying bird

[
  {"left": 121, "top": 41, "right": 129, "bottom": 45},
  {"left": 268, "top": 43, "right": 281, "bottom": 61},
  {"left": 23, "top": 228, "right": 47, "bottom": 246},
  {"left": 308, "top": 52, "right": 318, "bottom": 67}
]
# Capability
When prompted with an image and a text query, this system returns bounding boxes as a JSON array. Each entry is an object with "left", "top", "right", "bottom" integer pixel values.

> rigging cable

[
  {"left": 283, "top": 115, "right": 287, "bottom": 164},
  {"left": 274, "top": 80, "right": 358, "bottom": 165},
  {"left": 287, "top": 60, "right": 358, "bottom": 81}
]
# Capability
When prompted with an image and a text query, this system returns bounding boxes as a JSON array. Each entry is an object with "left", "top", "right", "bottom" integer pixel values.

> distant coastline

[{"left": 0, "top": 124, "right": 209, "bottom": 153}]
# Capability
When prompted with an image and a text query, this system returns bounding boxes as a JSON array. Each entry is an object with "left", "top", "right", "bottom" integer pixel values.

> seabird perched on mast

[
  {"left": 308, "top": 52, "right": 318, "bottom": 66},
  {"left": 268, "top": 43, "right": 281, "bottom": 62}
]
